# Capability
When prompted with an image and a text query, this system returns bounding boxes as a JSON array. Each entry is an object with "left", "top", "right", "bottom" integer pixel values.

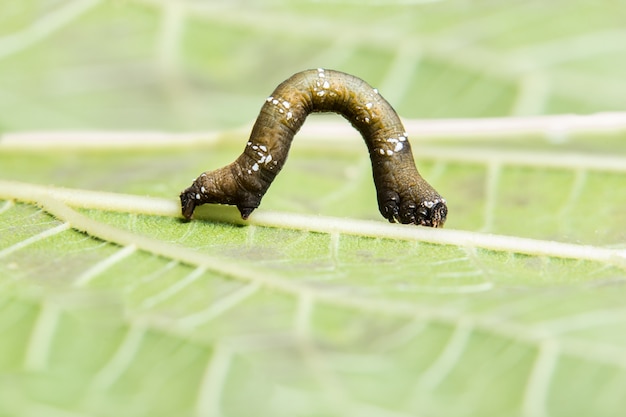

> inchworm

[{"left": 180, "top": 69, "right": 447, "bottom": 227}]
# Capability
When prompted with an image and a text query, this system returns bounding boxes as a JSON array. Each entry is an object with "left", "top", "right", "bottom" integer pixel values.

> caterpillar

[{"left": 180, "top": 68, "right": 447, "bottom": 227}]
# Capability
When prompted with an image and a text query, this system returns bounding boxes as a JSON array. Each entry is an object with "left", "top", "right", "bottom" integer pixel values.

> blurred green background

[{"left": 2, "top": 0, "right": 625, "bottom": 133}]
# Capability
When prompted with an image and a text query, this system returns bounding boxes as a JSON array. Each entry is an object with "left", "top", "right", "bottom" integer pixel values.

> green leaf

[{"left": 1, "top": 2, "right": 626, "bottom": 417}]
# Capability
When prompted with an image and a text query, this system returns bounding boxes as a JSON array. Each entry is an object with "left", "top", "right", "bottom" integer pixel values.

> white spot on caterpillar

[
  {"left": 317, "top": 68, "right": 325, "bottom": 77},
  {"left": 364, "top": 117, "right": 370, "bottom": 123},
  {"left": 373, "top": 88, "right": 379, "bottom": 94},
  {"left": 399, "top": 135, "right": 407, "bottom": 142},
  {"left": 386, "top": 149, "right": 394, "bottom": 156},
  {"left": 424, "top": 200, "right": 434, "bottom": 208},
  {"left": 259, "top": 145, "right": 267, "bottom": 152},
  {"left": 366, "top": 102, "right": 373, "bottom": 109},
  {"left": 394, "top": 142, "right": 404, "bottom": 152},
  {"left": 317, "top": 91, "right": 325, "bottom": 96},
  {"left": 272, "top": 99, "right": 279, "bottom": 105},
  {"left": 200, "top": 186, "right": 206, "bottom": 193},
  {"left": 323, "top": 81, "right": 330, "bottom": 89},
  {"left": 279, "top": 108, "right": 284, "bottom": 113},
  {"left": 282, "top": 101, "right": 290, "bottom": 108},
  {"left": 252, "top": 163, "right": 259, "bottom": 172},
  {"left": 247, "top": 142, "right": 252, "bottom": 146},
  {"left": 378, "top": 148, "right": 385, "bottom": 155},
  {"left": 403, "top": 132, "right": 408, "bottom": 137},
  {"left": 266, "top": 96, "right": 273, "bottom": 103},
  {"left": 195, "top": 193, "right": 201, "bottom": 200},
  {"left": 286, "top": 111, "right": 293, "bottom": 120},
  {"left": 388, "top": 137, "right": 398, "bottom": 143},
  {"left": 252, "top": 145, "right": 258, "bottom": 150},
  {"left": 265, "top": 154, "right": 272, "bottom": 164}
]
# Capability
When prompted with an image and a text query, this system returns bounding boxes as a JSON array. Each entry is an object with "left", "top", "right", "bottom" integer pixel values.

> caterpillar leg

[{"left": 378, "top": 188, "right": 447, "bottom": 228}]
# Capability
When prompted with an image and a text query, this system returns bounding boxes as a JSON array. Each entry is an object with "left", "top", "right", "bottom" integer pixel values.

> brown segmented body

[{"left": 180, "top": 69, "right": 447, "bottom": 227}]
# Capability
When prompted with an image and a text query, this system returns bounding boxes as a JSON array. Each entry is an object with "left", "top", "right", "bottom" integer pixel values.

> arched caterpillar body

[{"left": 180, "top": 68, "right": 447, "bottom": 227}]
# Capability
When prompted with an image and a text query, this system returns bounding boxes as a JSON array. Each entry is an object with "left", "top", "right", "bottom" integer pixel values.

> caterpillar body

[{"left": 180, "top": 69, "right": 447, "bottom": 227}]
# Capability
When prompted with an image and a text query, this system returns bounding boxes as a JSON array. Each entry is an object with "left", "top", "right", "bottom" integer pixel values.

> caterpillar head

[{"left": 180, "top": 187, "right": 199, "bottom": 220}]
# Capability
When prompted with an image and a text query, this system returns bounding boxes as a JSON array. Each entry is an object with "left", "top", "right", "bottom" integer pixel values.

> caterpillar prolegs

[{"left": 180, "top": 69, "right": 447, "bottom": 227}]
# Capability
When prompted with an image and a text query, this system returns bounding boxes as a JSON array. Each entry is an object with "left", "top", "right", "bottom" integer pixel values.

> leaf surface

[{"left": 1, "top": 2, "right": 626, "bottom": 417}]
